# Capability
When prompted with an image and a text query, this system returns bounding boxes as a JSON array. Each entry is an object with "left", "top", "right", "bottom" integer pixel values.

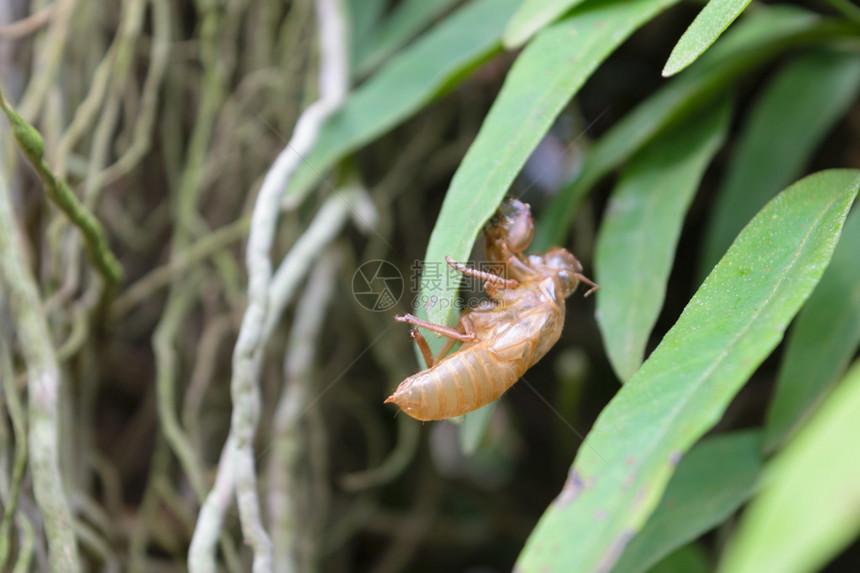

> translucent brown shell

[{"left": 385, "top": 199, "right": 598, "bottom": 421}]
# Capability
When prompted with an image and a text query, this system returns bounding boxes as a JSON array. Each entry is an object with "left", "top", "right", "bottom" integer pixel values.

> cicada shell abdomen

[
  {"left": 385, "top": 343, "right": 522, "bottom": 421},
  {"left": 386, "top": 298, "right": 564, "bottom": 421}
]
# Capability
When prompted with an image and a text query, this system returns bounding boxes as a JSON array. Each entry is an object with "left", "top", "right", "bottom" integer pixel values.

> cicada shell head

[{"left": 543, "top": 248, "right": 584, "bottom": 298}]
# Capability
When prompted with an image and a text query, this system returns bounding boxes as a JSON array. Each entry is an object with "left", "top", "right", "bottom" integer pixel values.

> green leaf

[
  {"left": 421, "top": 0, "right": 681, "bottom": 330},
  {"left": 535, "top": 6, "right": 851, "bottom": 250},
  {"left": 662, "top": 0, "right": 753, "bottom": 76},
  {"left": 595, "top": 99, "right": 731, "bottom": 383},
  {"left": 719, "top": 359, "right": 860, "bottom": 573},
  {"left": 418, "top": 0, "right": 681, "bottom": 447},
  {"left": 645, "top": 544, "right": 710, "bottom": 573},
  {"left": 698, "top": 50, "right": 860, "bottom": 277},
  {"left": 354, "top": 0, "right": 461, "bottom": 76},
  {"left": 503, "top": 0, "right": 589, "bottom": 48},
  {"left": 348, "top": 0, "right": 387, "bottom": 61},
  {"left": 282, "top": 0, "right": 522, "bottom": 207},
  {"left": 763, "top": 208, "right": 860, "bottom": 452},
  {"left": 613, "top": 431, "right": 764, "bottom": 573},
  {"left": 516, "top": 170, "right": 860, "bottom": 573}
]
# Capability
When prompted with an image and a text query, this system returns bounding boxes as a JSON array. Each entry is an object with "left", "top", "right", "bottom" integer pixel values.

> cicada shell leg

[
  {"left": 410, "top": 328, "right": 435, "bottom": 368},
  {"left": 494, "top": 241, "right": 541, "bottom": 282},
  {"left": 444, "top": 256, "right": 518, "bottom": 289},
  {"left": 409, "top": 327, "right": 462, "bottom": 368},
  {"left": 394, "top": 313, "right": 476, "bottom": 342}
]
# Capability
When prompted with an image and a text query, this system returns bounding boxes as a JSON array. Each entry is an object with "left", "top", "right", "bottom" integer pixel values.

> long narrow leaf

[
  {"left": 719, "top": 360, "right": 860, "bottom": 573},
  {"left": 421, "top": 0, "right": 681, "bottom": 330},
  {"left": 763, "top": 208, "right": 860, "bottom": 451},
  {"left": 612, "top": 431, "right": 764, "bottom": 573},
  {"left": 595, "top": 99, "right": 731, "bottom": 382},
  {"left": 282, "top": 0, "right": 522, "bottom": 207},
  {"left": 662, "top": 0, "right": 753, "bottom": 76},
  {"left": 535, "top": 6, "right": 852, "bottom": 250},
  {"left": 516, "top": 170, "right": 860, "bottom": 572},
  {"left": 698, "top": 50, "right": 860, "bottom": 276},
  {"left": 503, "top": 0, "right": 589, "bottom": 48},
  {"left": 348, "top": 0, "right": 387, "bottom": 60},
  {"left": 416, "top": 0, "right": 682, "bottom": 447},
  {"left": 354, "top": 0, "right": 461, "bottom": 75}
]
